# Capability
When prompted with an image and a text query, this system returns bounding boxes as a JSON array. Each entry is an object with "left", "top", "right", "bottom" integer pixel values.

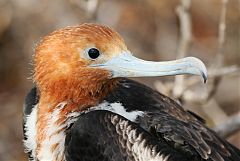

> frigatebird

[{"left": 23, "top": 23, "right": 240, "bottom": 161}]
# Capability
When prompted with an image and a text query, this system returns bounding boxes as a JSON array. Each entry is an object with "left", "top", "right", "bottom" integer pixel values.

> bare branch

[
  {"left": 173, "top": 0, "right": 192, "bottom": 98},
  {"left": 184, "top": 65, "right": 240, "bottom": 89},
  {"left": 176, "top": 0, "right": 192, "bottom": 59},
  {"left": 214, "top": 112, "right": 240, "bottom": 137},
  {"left": 182, "top": 66, "right": 239, "bottom": 104},
  {"left": 216, "top": 0, "right": 228, "bottom": 66},
  {"left": 154, "top": 66, "right": 240, "bottom": 103},
  {"left": 204, "top": 0, "right": 229, "bottom": 102},
  {"left": 211, "top": 8, "right": 240, "bottom": 135}
]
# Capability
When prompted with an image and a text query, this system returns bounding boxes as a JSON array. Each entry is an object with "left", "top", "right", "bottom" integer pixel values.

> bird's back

[{"left": 65, "top": 78, "right": 240, "bottom": 161}]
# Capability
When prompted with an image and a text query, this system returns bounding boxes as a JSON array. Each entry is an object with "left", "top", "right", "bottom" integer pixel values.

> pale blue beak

[{"left": 90, "top": 52, "right": 207, "bottom": 83}]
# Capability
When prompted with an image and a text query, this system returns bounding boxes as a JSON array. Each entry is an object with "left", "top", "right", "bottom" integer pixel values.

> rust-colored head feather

[{"left": 34, "top": 23, "right": 127, "bottom": 108}]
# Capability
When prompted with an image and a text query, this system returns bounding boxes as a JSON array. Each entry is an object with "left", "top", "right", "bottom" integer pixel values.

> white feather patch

[
  {"left": 24, "top": 102, "right": 80, "bottom": 161},
  {"left": 37, "top": 101, "right": 81, "bottom": 161},
  {"left": 89, "top": 101, "right": 144, "bottom": 122}
]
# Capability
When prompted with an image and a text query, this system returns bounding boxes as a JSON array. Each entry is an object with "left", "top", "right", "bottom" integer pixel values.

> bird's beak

[{"left": 90, "top": 52, "right": 207, "bottom": 83}]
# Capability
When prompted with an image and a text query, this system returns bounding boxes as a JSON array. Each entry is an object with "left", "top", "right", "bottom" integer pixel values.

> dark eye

[{"left": 87, "top": 48, "right": 100, "bottom": 59}]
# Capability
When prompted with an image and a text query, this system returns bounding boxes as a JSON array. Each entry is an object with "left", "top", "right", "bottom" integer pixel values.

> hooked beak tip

[{"left": 202, "top": 71, "right": 208, "bottom": 83}]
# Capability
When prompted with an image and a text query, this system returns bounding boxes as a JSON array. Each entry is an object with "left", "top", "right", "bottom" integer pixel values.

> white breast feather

[
  {"left": 24, "top": 102, "right": 80, "bottom": 161},
  {"left": 38, "top": 102, "right": 81, "bottom": 161},
  {"left": 23, "top": 104, "right": 38, "bottom": 160}
]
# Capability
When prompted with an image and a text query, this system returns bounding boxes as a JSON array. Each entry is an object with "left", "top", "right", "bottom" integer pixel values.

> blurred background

[{"left": 0, "top": 0, "right": 239, "bottom": 160}]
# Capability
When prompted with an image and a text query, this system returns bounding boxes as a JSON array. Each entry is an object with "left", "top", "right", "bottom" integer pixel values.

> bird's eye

[{"left": 87, "top": 48, "right": 100, "bottom": 60}]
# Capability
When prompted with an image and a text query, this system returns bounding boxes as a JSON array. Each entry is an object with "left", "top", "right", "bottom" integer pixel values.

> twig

[
  {"left": 182, "top": 66, "right": 239, "bottom": 104},
  {"left": 211, "top": 0, "right": 240, "bottom": 137},
  {"left": 173, "top": 0, "right": 192, "bottom": 99},
  {"left": 216, "top": 0, "right": 228, "bottom": 66},
  {"left": 176, "top": 0, "right": 192, "bottom": 59},
  {"left": 205, "top": 0, "right": 229, "bottom": 101},
  {"left": 184, "top": 65, "right": 240, "bottom": 89},
  {"left": 154, "top": 65, "right": 240, "bottom": 103},
  {"left": 214, "top": 112, "right": 240, "bottom": 137},
  {"left": 153, "top": 0, "right": 240, "bottom": 136}
]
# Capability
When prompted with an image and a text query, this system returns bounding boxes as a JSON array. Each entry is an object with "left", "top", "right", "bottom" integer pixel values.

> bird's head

[{"left": 34, "top": 23, "right": 207, "bottom": 108}]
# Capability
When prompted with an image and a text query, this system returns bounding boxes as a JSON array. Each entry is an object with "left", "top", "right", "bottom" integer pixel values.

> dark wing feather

[
  {"left": 104, "top": 78, "right": 240, "bottom": 161},
  {"left": 65, "top": 110, "right": 189, "bottom": 161},
  {"left": 23, "top": 87, "right": 39, "bottom": 117}
]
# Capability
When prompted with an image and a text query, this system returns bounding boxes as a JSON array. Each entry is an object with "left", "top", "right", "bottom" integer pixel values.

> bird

[{"left": 23, "top": 23, "right": 240, "bottom": 161}]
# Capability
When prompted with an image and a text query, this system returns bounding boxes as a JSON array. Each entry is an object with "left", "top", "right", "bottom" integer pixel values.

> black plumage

[
  {"left": 23, "top": 78, "right": 240, "bottom": 161},
  {"left": 65, "top": 110, "right": 188, "bottom": 161}
]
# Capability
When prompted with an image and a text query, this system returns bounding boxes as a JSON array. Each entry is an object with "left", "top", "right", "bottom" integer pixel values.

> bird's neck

[
  {"left": 35, "top": 78, "right": 119, "bottom": 160},
  {"left": 35, "top": 101, "right": 78, "bottom": 161}
]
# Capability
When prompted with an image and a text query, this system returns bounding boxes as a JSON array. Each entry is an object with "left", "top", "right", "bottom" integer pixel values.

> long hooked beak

[{"left": 91, "top": 52, "right": 207, "bottom": 83}]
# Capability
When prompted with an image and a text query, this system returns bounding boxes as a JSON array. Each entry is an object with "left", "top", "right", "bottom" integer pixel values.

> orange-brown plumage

[
  {"left": 34, "top": 23, "right": 127, "bottom": 157},
  {"left": 34, "top": 23, "right": 127, "bottom": 107}
]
